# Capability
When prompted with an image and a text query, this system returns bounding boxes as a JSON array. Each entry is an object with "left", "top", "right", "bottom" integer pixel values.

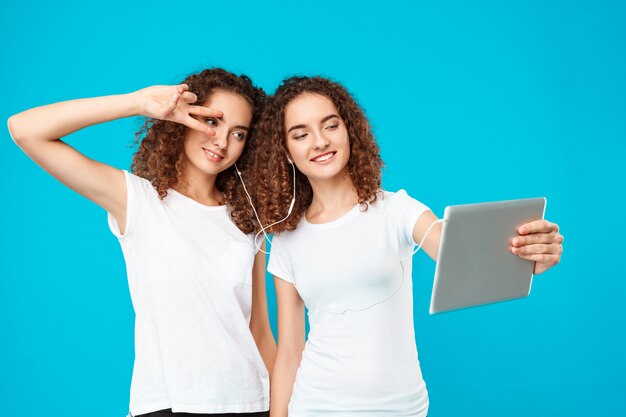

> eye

[
  {"left": 294, "top": 133, "right": 308, "bottom": 141},
  {"left": 232, "top": 131, "right": 247, "bottom": 141},
  {"left": 325, "top": 124, "right": 339, "bottom": 131},
  {"left": 205, "top": 118, "right": 217, "bottom": 126}
]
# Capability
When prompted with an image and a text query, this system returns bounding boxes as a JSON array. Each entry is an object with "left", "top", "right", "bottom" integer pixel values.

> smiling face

[
  {"left": 182, "top": 88, "right": 252, "bottom": 178},
  {"left": 284, "top": 92, "right": 350, "bottom": 182}
]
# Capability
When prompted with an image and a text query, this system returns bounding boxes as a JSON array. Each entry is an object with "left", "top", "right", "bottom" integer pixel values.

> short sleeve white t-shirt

[
  {"left": 268, "top": 190, "right": 430, "bottom": 417},
  {"left": 108, "top": 171, "right": 269, "bottom": 416}
]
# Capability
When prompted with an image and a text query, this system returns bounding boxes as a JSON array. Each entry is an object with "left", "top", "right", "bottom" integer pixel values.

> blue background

[{"left": 1, "top": 1, "right": 624, "bottom": 416}]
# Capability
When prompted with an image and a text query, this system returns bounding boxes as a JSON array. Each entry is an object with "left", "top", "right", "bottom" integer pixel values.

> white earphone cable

[
  {"left": 237, "top": 162, "right": 444, "bottom": 258},
  {"left": 235, "top": 161, "right": 296, "bottom": 254},
  {"left": 401, "top": 218, "right": 447, "bottom": 261}
]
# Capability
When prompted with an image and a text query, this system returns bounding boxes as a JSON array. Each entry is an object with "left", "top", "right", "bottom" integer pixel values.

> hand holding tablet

[{"left": 429, "top": 197, "right": 558, "bottom": 314}]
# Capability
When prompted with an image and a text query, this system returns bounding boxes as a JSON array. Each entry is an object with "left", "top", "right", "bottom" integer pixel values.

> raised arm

[
  {"left": 249, "top": 242, "right": 277, "bottom": 375},
  {"left": 270, "top": 277, "right": 305, "bottom": 417},
  {"left": 7, "top": 84, "right": 220, "bottom": 233}
]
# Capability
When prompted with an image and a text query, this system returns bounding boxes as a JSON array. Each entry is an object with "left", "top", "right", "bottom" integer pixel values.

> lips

[
  {"left": 202, "top": 147, "right": 224, "bottom": 162},
  {"left": 310, "top": 151, "right": 336, "bottom": 163}
]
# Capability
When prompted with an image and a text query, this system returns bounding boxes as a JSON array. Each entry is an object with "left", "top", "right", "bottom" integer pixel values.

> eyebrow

[
  {"left": 215, "top": 116, "right": 249, "bottom": 131},
  {"left": 287, "top": 114, "right": 340, "bottom": 133}
]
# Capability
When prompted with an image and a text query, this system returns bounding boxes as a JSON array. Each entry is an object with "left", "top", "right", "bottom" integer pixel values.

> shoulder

[
  {"left": 375, "top": 189, "right": 431, "bottom": 219},
  {"left": 385, "top": 189, "right": 427, "bottom": 204},
  {"left": 269, "top": 222, "right": 308, "bottom": 255},
  {"left": 123, "top": 170, "right": 159, "bottom": 199},
  {"left": 271, "top": 227, "right": 298, "bottom": 245},
  {"left": 382, "top": 189, "right": 411, "bottom": 200},
  {"left": 374, "top": 189, "right": 423, "bottom": 208},
  {"left": 123, "top": 170, "right": 152, "bottom": 188}
]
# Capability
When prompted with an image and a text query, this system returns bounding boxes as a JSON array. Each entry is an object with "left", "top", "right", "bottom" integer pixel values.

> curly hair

[
  {"left": 131, "top": 68, "right": 265, "bottom": 234},
  {"left": 248, "top": 76, "right": 384, "bottom": 234}
]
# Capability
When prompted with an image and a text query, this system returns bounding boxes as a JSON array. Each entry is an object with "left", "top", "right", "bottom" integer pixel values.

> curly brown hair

[
  {"left": 131, "top": 68, "right": 265, "bottom": 234},
  {"left": 248, "top": 76, "right": 384, "bottom": 234}
]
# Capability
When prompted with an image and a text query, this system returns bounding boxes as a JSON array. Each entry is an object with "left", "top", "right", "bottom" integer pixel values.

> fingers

[
  {"left": 159, "top": 84, "right": 219, "bottom": 134},
  {"left": 181, "top": 91, "right": 198, "bottom": 104},
  {"left": 511, "top": 231, "right": 563, "bottom": 247},
  {"left": 518, "top": 219, "right": 559, "bottom": 235},
  {"left": 171, "top": 84, "right": 196, "bottom": 103},
  {"left": 188, "top": 105, "right": 223, "bottom": 118},
  {"left": 180, "top": 115, "right": 216, "bottom": 135},
  {"left": 511, "top": 243, "right": 562, "bottom": 256},
  {"left": 158, "top": 93, "right": 180, "bottom": 118},
  {"left": 512, "top": 222, "right": 563, "bottom": 274},
  {"left": 516, "top": 252, "right": 560, "bottom": 265}
]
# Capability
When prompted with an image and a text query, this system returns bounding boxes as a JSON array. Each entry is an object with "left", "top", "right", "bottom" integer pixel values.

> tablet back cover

[{"left": 430, "top": 197, "right": 546, "bottom": 314}]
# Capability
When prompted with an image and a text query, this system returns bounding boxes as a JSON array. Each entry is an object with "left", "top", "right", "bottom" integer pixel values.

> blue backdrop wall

[{"left": 1, "top": 1, "right": 624, "bottom": 416}]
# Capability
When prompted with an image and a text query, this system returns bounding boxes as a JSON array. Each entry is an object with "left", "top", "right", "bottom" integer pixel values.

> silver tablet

[{"left": 430, "top": 197, "right": 546, "bottom": 314}]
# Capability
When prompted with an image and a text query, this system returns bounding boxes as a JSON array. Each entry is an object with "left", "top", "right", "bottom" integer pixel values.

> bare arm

[
  {"left": 249, "top": 242, "right": 277, "bottom": 375},
  {"left": 412, "top": 210, "right": 442, "bottom": 261},
  {"left": 8, "top": 94, "right": 138, "bottom": 230},
  {"left": 7, "top": 84, "right": 220, "bottom": 233},
  {"left": 270, "top": 277, "right": 305, "bottom": 417}
]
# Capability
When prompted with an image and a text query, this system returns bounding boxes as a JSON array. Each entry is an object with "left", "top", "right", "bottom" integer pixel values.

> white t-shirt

[
  {"left": 108, "top": 171, "right": 269, "bottom": 416},
  {"left": 268, "top": 190, "right": 430, "bottom": 417}
]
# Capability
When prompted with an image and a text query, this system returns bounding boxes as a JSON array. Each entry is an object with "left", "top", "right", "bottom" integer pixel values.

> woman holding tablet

[
  {"left": 8, "top": 69, "right": 274, "bottom": 417},
  {"left": 250, "top": 76, "right": 563, "bottom": 417}
]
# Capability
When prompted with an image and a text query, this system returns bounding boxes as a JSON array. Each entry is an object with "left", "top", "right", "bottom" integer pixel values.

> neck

[
  {"left": 307, "top": 169, "right": 359, "bottom": 219},
  {"left": 173, "top": 164, "right": 223, "bottom": 206}
]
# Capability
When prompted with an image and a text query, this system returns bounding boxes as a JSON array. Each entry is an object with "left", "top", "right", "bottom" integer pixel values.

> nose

[
  {"left": 211, "top": 129, "right": 228, "bottom": 150},
  {"left": 312, "top": 130, "right": 330, "bottom": 151}
]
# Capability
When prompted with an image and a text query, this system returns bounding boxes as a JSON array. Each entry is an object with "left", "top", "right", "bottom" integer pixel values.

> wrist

[{"left": 126, "top": 90, "right": 145, "bottom": 117}]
